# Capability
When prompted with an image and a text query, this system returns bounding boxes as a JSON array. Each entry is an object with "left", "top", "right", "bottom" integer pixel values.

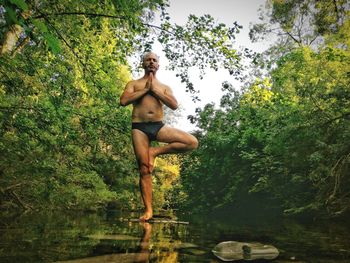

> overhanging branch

[
  {"left": 33, "top": 12, "right": 126, "bottom": 20},
  {"left": 33, "top": 12, "right": 175, "bottom": 35}
]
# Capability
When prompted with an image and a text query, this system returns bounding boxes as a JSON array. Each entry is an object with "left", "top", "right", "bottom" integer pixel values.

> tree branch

[
  {"left": 11, "top": 36, "right": 30, "bottom": 57},
  {"left": 10, "top": 190, "right": 30, "bottom": 210},
  {"left": 41, "top": 15, "right": 84, "bottom": 66},
  {"left": 33, "top": 12, "right": 175, "bottom": 36},
  {"left": 308, "top": 35, "right": 318, "bottom": 45},
  {"left": 33, "top": 12, "right": 126, "bottom": 20},
  {"left": 332, "top": 0, "right": 340, "bottom": 24},
  {"left": 322, "top": 112, "right": 350, "bottom": 126},
  {"left": 0, "top": 183, "right": 23, "bottom": 194},
  {"left": 285, "top": 31, "right": 301, "bottom": 45}
]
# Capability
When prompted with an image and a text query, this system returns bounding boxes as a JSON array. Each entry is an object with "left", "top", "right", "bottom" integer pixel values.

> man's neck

[{"left": 144, "top": 72, "right": 157, "bottom": 78}]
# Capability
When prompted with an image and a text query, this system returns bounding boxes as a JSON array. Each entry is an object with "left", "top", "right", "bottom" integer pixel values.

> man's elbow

[{"left": 170, "top": 102, "right": 178, "bottom": 111}]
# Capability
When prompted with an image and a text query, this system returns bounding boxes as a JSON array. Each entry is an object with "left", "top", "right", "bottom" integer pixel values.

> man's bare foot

[
  {"left": 148, "top": 147, "right": 157, "bottom": 173},
  {"left": 139, "top": 211, "right": 153, "bottom": 222}
]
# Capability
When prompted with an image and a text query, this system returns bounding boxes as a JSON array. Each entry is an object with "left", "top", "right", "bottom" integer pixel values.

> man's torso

[{"left": 131, "top": 78, "right": 164, "bottom": 122}]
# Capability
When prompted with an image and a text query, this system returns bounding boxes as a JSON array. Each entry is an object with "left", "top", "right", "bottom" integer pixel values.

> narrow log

[{"left": 121, "top": 218, "right": 189, "bottom": 225}]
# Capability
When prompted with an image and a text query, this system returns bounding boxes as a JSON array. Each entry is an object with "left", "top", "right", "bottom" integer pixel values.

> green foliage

[
  {"left": 4, "top": 0, "right": 348, "bottom": 218},
  {"left": 249, "top": 0, "right": 350, "bottom": 78},
  {"left": 0, "top": 0, "right": 140, "bottom": 212},
  {"left": 0, "top": 0, "right": 245, "bottom": 213},
  {"left": 159, "top": 12, "right": 243, "bottom": 99},
  {"left": 9, "top": 0, "right": 28, "bottom": 11},
  {"left": 180, "top": 1, "right": 350, "bottom": 217}
]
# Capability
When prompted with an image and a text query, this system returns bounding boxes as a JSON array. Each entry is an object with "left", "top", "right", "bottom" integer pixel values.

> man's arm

[
  {"left": 120, "top": 80, "right": 149, "bottom": 106},
  {"left": 150, "top": 84, "right": 178, "bottom": 110}
]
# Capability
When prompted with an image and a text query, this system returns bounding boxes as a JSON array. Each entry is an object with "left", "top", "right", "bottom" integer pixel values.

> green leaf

[
  {"left": 32, "top": 20, "right": 48, "bottom": 33},
  {"left": 9, "top": 0, "right": 28, "bottom": 11},
  {"left": 4, "top": 6, "right": 18, "bottom": 24},
  {"left": 44, "top": 33, "right": 61, "bottom": 54}
]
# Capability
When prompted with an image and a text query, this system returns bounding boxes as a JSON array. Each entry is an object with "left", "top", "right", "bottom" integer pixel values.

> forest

[{"left": 1, "top": 0, "right": 349, "bottom": 219}]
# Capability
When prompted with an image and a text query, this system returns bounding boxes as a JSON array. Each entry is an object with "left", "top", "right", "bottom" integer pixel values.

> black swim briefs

[{"left": 132, "top": 121, "right": 165, "bottom": 141}]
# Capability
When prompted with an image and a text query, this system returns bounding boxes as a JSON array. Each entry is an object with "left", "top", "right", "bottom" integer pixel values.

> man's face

[{"left": 143, "top": 53, "right": 159, "bottom": 73}]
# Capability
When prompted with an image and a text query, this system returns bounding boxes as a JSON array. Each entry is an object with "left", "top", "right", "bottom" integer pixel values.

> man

[{"left": 120, "top": 52, "right": 198, "bottom": 221}]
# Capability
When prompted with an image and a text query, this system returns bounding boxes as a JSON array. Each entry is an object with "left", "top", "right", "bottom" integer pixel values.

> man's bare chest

[{"left": 134, "top": 80, "right": 164, "bottom": 92}]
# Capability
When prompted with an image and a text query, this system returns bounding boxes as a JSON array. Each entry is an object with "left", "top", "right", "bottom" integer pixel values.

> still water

[{"left": 0, "top": 210, "right": 349, "bottom": 262}]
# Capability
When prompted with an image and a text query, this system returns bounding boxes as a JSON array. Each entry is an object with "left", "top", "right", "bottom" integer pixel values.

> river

[{"left": 0, "top": 210, "right": 349, "bottom": 262}]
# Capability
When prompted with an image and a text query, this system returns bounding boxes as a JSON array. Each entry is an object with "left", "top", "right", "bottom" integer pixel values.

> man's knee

[
  {"left": 139, "top": 162, "right": 150, "bottom": 176},
  {"left": 188, "top": 135, "right": 199, "bottom": 150}
]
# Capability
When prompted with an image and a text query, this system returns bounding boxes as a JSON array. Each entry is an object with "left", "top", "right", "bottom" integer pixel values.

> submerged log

[{"left": 121, "top": 218, "right": 189, "bottom": 225}]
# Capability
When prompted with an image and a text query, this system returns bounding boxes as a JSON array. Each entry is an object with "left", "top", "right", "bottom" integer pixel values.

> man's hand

[
  {"left": 120, "top": 74, "right": 153, "bottom": 106},
  {"left": 145, "top": 72, "right": 153, "bottom": 91},
  {"left": 148, "top": 72, "right": 161, "bottom": 94}
]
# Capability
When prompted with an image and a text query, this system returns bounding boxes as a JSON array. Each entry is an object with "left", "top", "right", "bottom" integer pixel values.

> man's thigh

[
  {"left": 132, "top": 129, "right": 150, "bottom": 164},
  {"left": 156, "top": 125, "right": 195, "bottom": 144}
]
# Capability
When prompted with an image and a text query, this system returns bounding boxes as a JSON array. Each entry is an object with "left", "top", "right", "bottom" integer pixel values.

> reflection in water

[
  {"left": 134, "top": 221, "right": 180, "bottom": 263},
  {"left": 55, "top": 219, "right": 181, "bottom": 263},
  {"left": 0, "top": 210, "right": 350, "bottom": 262},
  {"left": 55, "top": 223, "right": 155, "bottom": 263},
  {"left": 134, "top": 222, "right": 151, "bottom": 263}
]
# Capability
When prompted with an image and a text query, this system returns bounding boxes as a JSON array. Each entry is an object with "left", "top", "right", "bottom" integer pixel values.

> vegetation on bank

[
  {"left": 0, "top": 0, "right": 242, "bottom": 212},
  {"left": 179, "top": 0, "right": 350, "bottom": 218},
  {"left": 1, "top": 0, "right": 349, "bottom": 218}
]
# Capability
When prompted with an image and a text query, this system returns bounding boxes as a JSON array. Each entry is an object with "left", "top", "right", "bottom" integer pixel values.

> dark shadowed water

[{"left": 0, "top": 210, "right": 349, "bottom": 262}]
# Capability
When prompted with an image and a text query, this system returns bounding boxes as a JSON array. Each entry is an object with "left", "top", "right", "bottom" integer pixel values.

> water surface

[{"left": 0, "top": 210, "right": 349, "bottom": 262}]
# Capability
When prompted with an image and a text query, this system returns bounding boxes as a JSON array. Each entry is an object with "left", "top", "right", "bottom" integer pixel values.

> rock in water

[
  {"left": 212, "top": 241, "right": 245, "bottom": 261},
  {"left": 212, "top": 241, "right": 279, "bottom": 261}
]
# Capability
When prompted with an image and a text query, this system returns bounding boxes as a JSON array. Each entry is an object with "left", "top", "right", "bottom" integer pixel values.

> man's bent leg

[
  {"left": 132, "top": 129, "right": 153, "bottom": 221},
  {"left": 148, "top": 126, "right": 198, "bottom": 171}
]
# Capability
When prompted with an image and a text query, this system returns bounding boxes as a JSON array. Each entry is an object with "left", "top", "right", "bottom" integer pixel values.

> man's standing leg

[{"left": 132, "top": 129, "right": 153, "bottom": 221}]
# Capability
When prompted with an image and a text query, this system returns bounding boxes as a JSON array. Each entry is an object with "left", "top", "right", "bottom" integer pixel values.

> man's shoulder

[
  {"left": 125, "top": 78, "right": 147, "bottom": 92},
  {"left": 126, "top": 78, "right": 143, "bottom": 87},
  {"left": 132, "top": 77, "right": 147, "bottom": 85},
  {"left": 160, "top": 82, "right": 172, "bottom": 91},
  {"left": 126, "top": 79, "right": 137, "bottom": 85},
  {"left": 153, "top": 79, "right": 169, "bottom": 88}
]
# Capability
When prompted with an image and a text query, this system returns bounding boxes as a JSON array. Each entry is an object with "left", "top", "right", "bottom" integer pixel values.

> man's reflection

[{"left": 134, "top": 222, "right": 152, "bottom": 262}]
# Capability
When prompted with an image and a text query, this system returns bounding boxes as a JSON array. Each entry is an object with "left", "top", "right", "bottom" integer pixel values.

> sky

[{"left": 135, "top": 0, "right": 270, "bottom": 131}]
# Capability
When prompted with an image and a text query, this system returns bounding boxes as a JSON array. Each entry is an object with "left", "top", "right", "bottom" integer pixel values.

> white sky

[{"left": 135, "top": 0, "right": 270, "bottom": 131}]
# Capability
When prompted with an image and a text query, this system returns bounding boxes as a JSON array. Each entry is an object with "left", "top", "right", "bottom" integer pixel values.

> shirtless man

[{"left": 120, "top": 52, "right": 198, "bottom": 221}]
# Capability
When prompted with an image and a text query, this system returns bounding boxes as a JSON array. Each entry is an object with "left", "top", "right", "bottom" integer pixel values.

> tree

[
  {"left": 0, "top": 0, "right": 245, "bottom": 213},
  {"left": 179, "top": 0, "right": 350, "bottom": 217},
  {"left": 249, "top": 0, "right": 349, "bottom": 77}
]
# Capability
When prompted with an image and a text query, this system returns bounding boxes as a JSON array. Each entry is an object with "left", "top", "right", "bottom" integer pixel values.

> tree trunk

[{"left": 0, "top": 24, "right": 23, "bottom": 55}]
